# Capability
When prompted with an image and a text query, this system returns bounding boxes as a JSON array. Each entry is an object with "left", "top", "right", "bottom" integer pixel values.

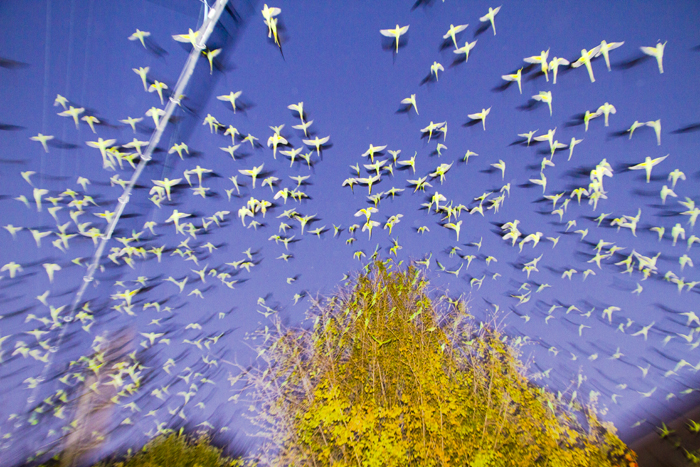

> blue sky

[{"left": 1, "top": 0, "right": 699, "bottom": 463}]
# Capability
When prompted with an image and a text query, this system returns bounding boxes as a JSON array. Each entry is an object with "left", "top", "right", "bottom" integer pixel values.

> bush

[
  {"left": 240, "top": 259, "right": 637, "bottom": 466},
  {"left": 92, "top": 434, "right": 240, "bottom": 467}
]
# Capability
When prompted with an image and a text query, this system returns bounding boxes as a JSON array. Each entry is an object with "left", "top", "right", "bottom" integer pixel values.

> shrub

[{"left": 91, "top": 433, "right": 240, "bottom": 467}]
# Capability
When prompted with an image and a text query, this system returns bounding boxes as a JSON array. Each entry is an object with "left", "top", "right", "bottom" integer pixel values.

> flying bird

[
  {"left": 57, "top": 105, "right": 85, "bottom": 129},
  {"left": 518, "top": 130, "right": 538, "bottom": 146},
  {"left": 571, "top": 45, "right": 602, "bottom": 82},
  {"left": 430, "top": 61, "right": 444, "bottom": 81},
  {"left": 646, "top": 119, "right": 662, "bottom": 145},
  {"left": 501, "top": 68, "right": 522, "bottom": 94},
  {"left": 287, "top": 102, "right": 306, "bottom": 123},
  {"left": 42, "top": 263, "right": 61, "bottom": 283},
  {"left": 54, "top": 94, "right": 68, "bottom": 109},
  {"left": 443, "top": 24, "right": 468, "bottom": 49},
  {"left": 479, "top": 6, "right": 501, "bottom": 35},
  {"left": 568, "top": 137, "right": 583, "bottom": 161},
  {"left": 152, "top": 178, "right": 182, "bottom": 200},
  {"left": 292, "top": 120, "right": 313, "bottom": 137},
  {"left": 468, "top": 107, "right": 491, "bottom": 130},
  {"left": 626, "top": 120, "right": 645, "bottom": 139},
  {"left": 217, "top": 91, "right": 243, "bottom": 113},
  {"left": 172, "top": 28, "right": 199, "bottom": 48},
  {"left": 490, "top": 160, "right": 506, "bottom": 179},
  {"left": 303, "top": 135, "right": 330, "bottom": 158},
  {"left": 420, "top": 122, "right": 445, "bottom": 142},
  {"left": 30, "top": 133, "right": 54, "bottom": 152},
  {"left": 443, "top": 220, "right": 462, "bottom": 241},
  {"left": 628, "top": 154, "right": 669, "bottom": 183},
  {"left": 640, "top": 41, "right": 667, "bottom": 73},
  {"left": 261, "top": 4, "right": 282, "bottom": 25},
  {"left": 400, "top": 94, "right": 418, "bottom": 114},
  {"left": 169, "top": 142, "right": 189, "bottom": 160},
  {"left": 86, "top": 138, "right": 117, "bottom": 169},
  {"left": 548, "top": 57, "right": 569, "bottom": 84},
  {"left": 81, "top": 115, "right": 100, "bottom": 133},
  {"left": 239, "top": 164, "right": 265, "bottom": 188},
  {"left": 132, "top": 66, "right": 150, "bottom": 91},
  {"left": 668, "top": 169, "right": 686, "bottom": 189},
  {"left": 267, "top": 130, "right": 288, "bottom": 159},
  {"left": 119, "top": 116, "right": 143, "bottom": 132},
  {"left": 454, "top": 40, "right": 477, "bottom": 62},
  {"left": 380, "top": 24, "right": 409, "bottom": 53},
  {"left": 524, "top": 49, "right": 550, "bottom": 81},
  {"left": 596, "top": 102, "right": 616, "bottom": 126},
  {"left": 532, "top": 91, "right": 553, "bottom": 116},
  {"left": 128, "top": 29, "right": 151, "bottom": 48},
  {"left": 583, "top": 110, "right": 601, "bottom": 131},
  {"left": 598, "top": 40, "right": 624, "bottom": 71},
  {"left": 203, "top": 48, "right": 222, "bottom": 74}
]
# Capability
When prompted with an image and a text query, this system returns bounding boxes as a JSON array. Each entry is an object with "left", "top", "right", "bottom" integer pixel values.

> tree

[{"left": 239, "top": 259, "right": 638, "bottom": 466}]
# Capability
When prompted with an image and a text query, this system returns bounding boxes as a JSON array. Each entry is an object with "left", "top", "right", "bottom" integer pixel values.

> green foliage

[
  {"left": 92, "top": 434, "right": 240, "bottom": 467},
  {"left": 241, "top": 259, "right": 637, "bottom": 466}
]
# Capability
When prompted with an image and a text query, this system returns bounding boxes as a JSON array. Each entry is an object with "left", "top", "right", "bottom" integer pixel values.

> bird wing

[
  {"left": 588, "top": 45, "right": 602, "bottom": 57},
  {"left": 570, "top": 56, "right": 585, "bottom": 68},
  {"left": 523, "top": 55, "right": 543, "bottom": 64}
]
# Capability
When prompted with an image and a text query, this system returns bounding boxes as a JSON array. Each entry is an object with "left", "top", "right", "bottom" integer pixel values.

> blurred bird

[
  {"left": 668, "top": 169, "right": 686, "bottom": 189},
  {"left": 172, "top": 28, "right": 199, "bottom": 48},
  {"left": 149, "top": 80, "right": 168, "bottom": 105},
  {"left": 532, "top": 91, "right": 553, "bottom": 116},
  {"left": 430, "top": 61, "right": 444, "bottom": 81},
  {"left": 640, "top": 41, "right": 667, "bottom": 73},
  {"left": 524, "top": 49, "right": 550, "bottom": 81},
  {"left": 119, "top": 116, "right": 143, "bottom": 132},
  {"left": 132, "top": 66, "right": 150, "bottom": 91},
  {"left": 548, "top": 57, "right": 569, "bottom": 84},
  {"left": 57, "top": 105, "right": 85, "bottom": 129},
  {"left": 571, "top": 45, "right": 602, "bottom": 82},
  {"left": 203, "top": 48, "right": 221, "bottom": 74},
  {"left": 598, "top": 40, "right": 624, "bottom": 71},
  {"left": 30, "top": 134, "right": 54, "bottom": 152},
  {"left": 646, "top": 119, "right": 662, "bottom": 145},
  {"left": 596, "top": 102, "right": 616, "bottom": 126},
  {"left": 626, "top": 120, "right": 645, "bottom": 139},
  {"left": 400, "top": 94, "right": 418, "bottom": 115},
  {"left": 468, "top": 107, "right": 491, "bottom": 130}
]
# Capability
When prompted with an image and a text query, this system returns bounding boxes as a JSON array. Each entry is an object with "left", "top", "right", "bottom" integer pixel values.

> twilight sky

[{"left": 1, "top": 0, "right": 699, "bottom": 463}]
